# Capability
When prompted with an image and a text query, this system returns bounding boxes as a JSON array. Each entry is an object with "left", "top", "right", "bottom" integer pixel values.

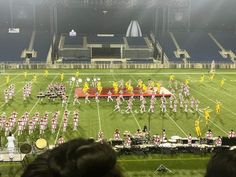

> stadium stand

[
  {"left": 64, "top": 35, "right": 84, "bottom": 48},
  {"left": 33, "top": 30, "right": 51, "bottom": 62},
  {"left": 213, "top": 32, "right": 236, "bottom": 54},
  {"left": 173, "top": 32, "right": 233, "bottom": 64},
  {"left": 87, "top": 35, "right": 124, "bottom": 45},
  {"left": 0, "top": 29, "right": 31, "bottom": 63},
  {"left": 126, "top": 37, "right": 148, "bottom": 48},
  {"left": 61, "top": 56, "right": 91, "bottom": 63},
  {"left": 156, "top": 33, "right": 182, "bottom": 63}
]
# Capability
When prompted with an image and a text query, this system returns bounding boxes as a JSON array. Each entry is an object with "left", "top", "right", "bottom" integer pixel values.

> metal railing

[{"left": 0, "top": 61, "right": 234, "bottom": 70}]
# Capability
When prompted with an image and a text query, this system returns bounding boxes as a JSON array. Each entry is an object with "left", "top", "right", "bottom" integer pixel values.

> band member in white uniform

[
  {"left": 85, "top": 92, "right": 90, "bottom": 104},
  {"left": 119, "top": 90, "right": 125, "bottom": 102},
  {"left": 95, "top": 92, "right": 100, "bottom": 103},
  {"left": 6, "top": 132, "right": 15, "bottom": 160},
  {"left": 107, "top": 90, "right": 113, "bottom": 102}
]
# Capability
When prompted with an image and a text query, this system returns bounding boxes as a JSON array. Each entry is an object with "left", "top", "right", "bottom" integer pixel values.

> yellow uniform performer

[
  {"left": 60, "top": 73, "right": 64, "bottom": 82},
  {"left": 195, "top": 119, "right": 201, "bottom": 137},
  {"left": 44, "top": 70, "right": 49, "bottom": 78},
  {"left": 215, "top": 102, "right": 221, "bottom": 114}
]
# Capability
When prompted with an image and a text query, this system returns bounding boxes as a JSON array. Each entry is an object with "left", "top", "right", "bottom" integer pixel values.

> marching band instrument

[
  {"left": 35, "top": 138, "right": 47, "bottom": 150},
  {"left": 20, "top": 143, "right": 32, "bottom": 154}
]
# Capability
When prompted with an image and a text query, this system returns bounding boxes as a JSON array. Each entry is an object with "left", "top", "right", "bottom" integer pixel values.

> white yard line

[
  {"left": 0, "top": 79, "right": 35, "bottom": 109},
  {"left": 166, "top": 113, "right": 188, "bottom": 137},
  {"left": 72, "top": 72, "right": 236, "bottom": 76},
  {"left": 206, "top": 84, "right": 234, "bottom": 98},
  {"left": 0, "top": 75, "right": 21, "bottom": 88},
  {"left": 111, "top": 72, "right": 142, "bottom": 129},
  {"left": 130, "top": 75, "right": 189, "bottom": 137},
  {"left": 191, "top": 87, "right": 236, "bottom": 116},
  {"left": 28, "top": 99, "right": 40, "bottom": 114},
  {"left": 198, "top": 112, "right": 228, "bottom": 135},
  {"left": 0, "top": 89, "right": 23, "bottom": 109},
  {"left": 27, "top": 75, "right": 58, "bottom": 114},
  {"left": 130, "top": 112, "right": 142, "bottom": 130},
  {"left": 209, "top": 119, "right": 228, "bottom": 135},
  {"left": 54, "top": 81, "right": 75, "bottom": 144},
  {"left": 96, "top": 102, "right": 102, "bottom": 131},
  {"left": 13, "top": 75, "right": 58, "bottom": 135},
  {"left": 3, "top": 72, "right": 236, "bottom": 76}
]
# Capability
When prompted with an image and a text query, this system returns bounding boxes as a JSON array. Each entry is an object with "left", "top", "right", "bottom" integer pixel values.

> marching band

[{"left": 0, "top": 73, "right": 235, "bottom": 160}]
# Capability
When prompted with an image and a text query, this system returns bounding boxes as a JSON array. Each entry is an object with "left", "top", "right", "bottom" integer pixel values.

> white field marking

[
  {"left": 191, "top": 87, "right": 236, "bottom": 116},
  {"left": 4, "top": 72, "right": 236, "bottom": 76},
  {"left": 0, "top": 88, "right": 22, "bottom": 109},
  {"left": 12, "top": 75, "right": 58, "bottom": 136},
  {"left": 130, "top": 74, "right": 228, "bottom": 136},
  {"left": 70, "top": 72, "right": 236, "bottom": 76},
  {"left": 28, "top": 99, "right": 40, "bottom": 114},
  {"left": 0, "top": 75, "right": 20, "bottom": 88},
  {"left": 111, "top": 72, "right": 142, "bottom": 130},
  {"left": 165, "top": 113, "right": 188, "bottom": 137},
  {"left": 94, "top": 73, "right": 102, "bottom": 131},
  {"left": 0, "top": 79, "right": 36, "bottom": 108},
  {"left": 206, "top": 84, "right": 234, "bottom": 98},
  {"left": 54, "top": 81, "right": 75, "bottom": 144},
  {"left": 130, "top": 75, "right": 189, "bottom": 137},
  {"left": 208, "top": 119, "right": 228, "bottom": 135},
  {"left": 225, "top": 80, "right": 236, "bottom": 88},
  {"left": 96, "top": 101, "right": 102, "bottom": 131},
  {"left": 130, "top": 111, "right": 142, "bottom": 130},
  {"left": 27, "top": 75, "right": 59, "bottom": 114},
  {"left": 198, "top": 111, "right": 228, "bottom": 135}
]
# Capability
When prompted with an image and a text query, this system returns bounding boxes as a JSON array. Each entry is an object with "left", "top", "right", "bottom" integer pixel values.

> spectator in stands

[
  {"left": 205, "top": 150, "right": 236, "bottom": 177},
  {"left": 21, "top": 138, "right": 123, "bottom": 177}
]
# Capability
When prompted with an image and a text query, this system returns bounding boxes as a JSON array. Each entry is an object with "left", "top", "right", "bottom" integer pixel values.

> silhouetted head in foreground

[
  {"left": 22, "top": 138, "right": 122, "bottom": 177},
  {"left": 205, "top": 150, "right": 236, "bottom": 177}
]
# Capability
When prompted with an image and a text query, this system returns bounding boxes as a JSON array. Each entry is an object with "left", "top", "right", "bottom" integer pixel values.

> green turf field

[
  {"left": 0, "top": 154, "right": 209, "bottom": 177},
  {"left": 0, "top": 68, "right": 235, "bottom": 176}
]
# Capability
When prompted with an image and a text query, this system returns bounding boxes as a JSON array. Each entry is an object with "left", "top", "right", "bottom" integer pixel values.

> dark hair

[
  {"left": 205, "top": 150, "right": 236, "bottom": 177},
  {"left": 22, "top": 138, "right": 122, "bottom": 177}
]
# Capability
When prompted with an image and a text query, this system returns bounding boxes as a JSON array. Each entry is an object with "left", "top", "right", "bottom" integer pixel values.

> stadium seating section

[
  {"left": 213, "top": 32, "right": 236, "bottom": 54},
  {"left": 62, "top": 56, "right": 91, "bottom": 63},
  {"left": 33, "top": 30, "right": 51, "bottom": 62},
  {"left": 0, "top": 31, "right": 235, "bottom": 64},
  {"left": 0, "top": 29, "right": 31, "bottom": 63},
  {"left": 157, "top": 33, "right": 182, "bottom": 63},
  {"left": 64, "top": 35, "right": 84, "bottom": 48},
  {"left": 173, "top": 32, "right": 233, "bottom": 63},
  {"left": 87, "top": 35, "right": 124, "bottom": 45},
  {"left": 126, "top": 37, "right": 148, "bottom": 48}
]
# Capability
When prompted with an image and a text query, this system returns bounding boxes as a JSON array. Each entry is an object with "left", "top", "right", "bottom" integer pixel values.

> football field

[{"left": 0, "top": 68, "right": 236, "bottom": 176}]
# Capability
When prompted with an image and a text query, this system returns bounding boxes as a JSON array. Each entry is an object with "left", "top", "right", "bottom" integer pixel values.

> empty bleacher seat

[
  {"left": 126, "top": 37, "right": 148, "bottom": 48},
  {"left": 64, "top": 35, "right": 84, "bottom": 48},
  {"left": 213, "top": 32, "right": 236, "bottom": 54},
  {"left": 157, "top": 33, "right": 182, "bottom": 63},
  {"left": 62, "top": 56, "right": 91, "bottom": 64},
  {"left": 0, "top": 29, "right": 31, "bottom": 63},
  {"left": 33, "top": 30, "right": 51, "bottom": 62},
  {"left": 174, "top": 32, "right": 233, "bottom": 64},
  {"left": 87, "top": 35, "right": 124, "bottom": 45}
]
